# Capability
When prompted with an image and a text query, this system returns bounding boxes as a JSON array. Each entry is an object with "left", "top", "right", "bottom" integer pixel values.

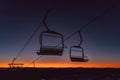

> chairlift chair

[
  {"left": 36, "top": 10, "right": 64, "bottom": 56},
  {"left": 8, "top": 63, "right": 24, "bottom": 68},
  {"left": 69, "top": 31, "right": 89, "bottom": 62},
  {"left": 70, "top": 45, "right": 88, "bottom": 62}
]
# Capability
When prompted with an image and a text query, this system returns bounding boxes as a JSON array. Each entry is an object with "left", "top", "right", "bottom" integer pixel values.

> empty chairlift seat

[
  {"left": 70, "top": 46, "right": 89, "bottom": 62},
  {"left": 36, "top": 30, "right": 64, "bottom": 56}
]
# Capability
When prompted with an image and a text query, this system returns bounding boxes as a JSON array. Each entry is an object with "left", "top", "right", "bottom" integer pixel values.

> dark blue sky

[{"left": 0, "top": 0, "right": 120, "bottom": 67}]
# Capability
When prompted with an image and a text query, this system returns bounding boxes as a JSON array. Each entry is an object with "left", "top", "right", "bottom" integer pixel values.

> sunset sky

[{"left": 0, "top": 0, "right": 120, "bottom": 68}]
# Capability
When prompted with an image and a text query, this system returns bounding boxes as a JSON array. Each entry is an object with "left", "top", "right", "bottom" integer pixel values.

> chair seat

[
  {"left": 37, "top": 47, "right": 63, "bottom": 56},
  {"left": 71, "top": 57, "right": 89, "bottom": 62}
]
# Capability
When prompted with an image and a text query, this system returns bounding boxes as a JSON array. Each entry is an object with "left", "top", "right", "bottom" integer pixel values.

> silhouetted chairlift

[
  {"left": 8, "top": 58, "right": 24, "bottom": 68},
  {"left": 69, "top": 31, "right": 89, "bottom": 62},
  {"left": 8, "top": 63, "right": 24, "bottom": 68},
  {"left": 36, "top": 10, "right": 64, "bottom": 56}
]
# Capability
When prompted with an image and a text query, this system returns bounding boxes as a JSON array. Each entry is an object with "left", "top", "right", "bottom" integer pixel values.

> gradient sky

[{"left": 0, "top": 0, "right": 120, "bottom": 68}]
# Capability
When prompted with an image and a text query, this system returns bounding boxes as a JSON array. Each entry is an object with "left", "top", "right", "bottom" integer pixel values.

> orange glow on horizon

[{"left": 1, "top": 62, "right": 120, "bottom": 68}]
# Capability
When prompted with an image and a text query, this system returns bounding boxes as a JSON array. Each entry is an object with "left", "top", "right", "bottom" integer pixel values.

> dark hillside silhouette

[{"left": 0, "top": 68, "right": 120, "bottom": 80}]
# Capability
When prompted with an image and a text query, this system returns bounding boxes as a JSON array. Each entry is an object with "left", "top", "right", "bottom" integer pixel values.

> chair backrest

[
  {"left": 37, "top": 30, "right": 64, "bottom": 56},
  {"left": 70, "top": 46, "right": 88, "bottom": 62}
]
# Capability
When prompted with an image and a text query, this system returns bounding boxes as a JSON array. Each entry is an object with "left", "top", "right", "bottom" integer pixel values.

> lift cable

[
  {"left": 11, "top": 12, "right": 47, "bottom": 64},
  {"left": 25, "top": 56, "right": 41, "bottom": 67},
  {"left": 62, "top": 5, "right": 115, "bottom": 45}
]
